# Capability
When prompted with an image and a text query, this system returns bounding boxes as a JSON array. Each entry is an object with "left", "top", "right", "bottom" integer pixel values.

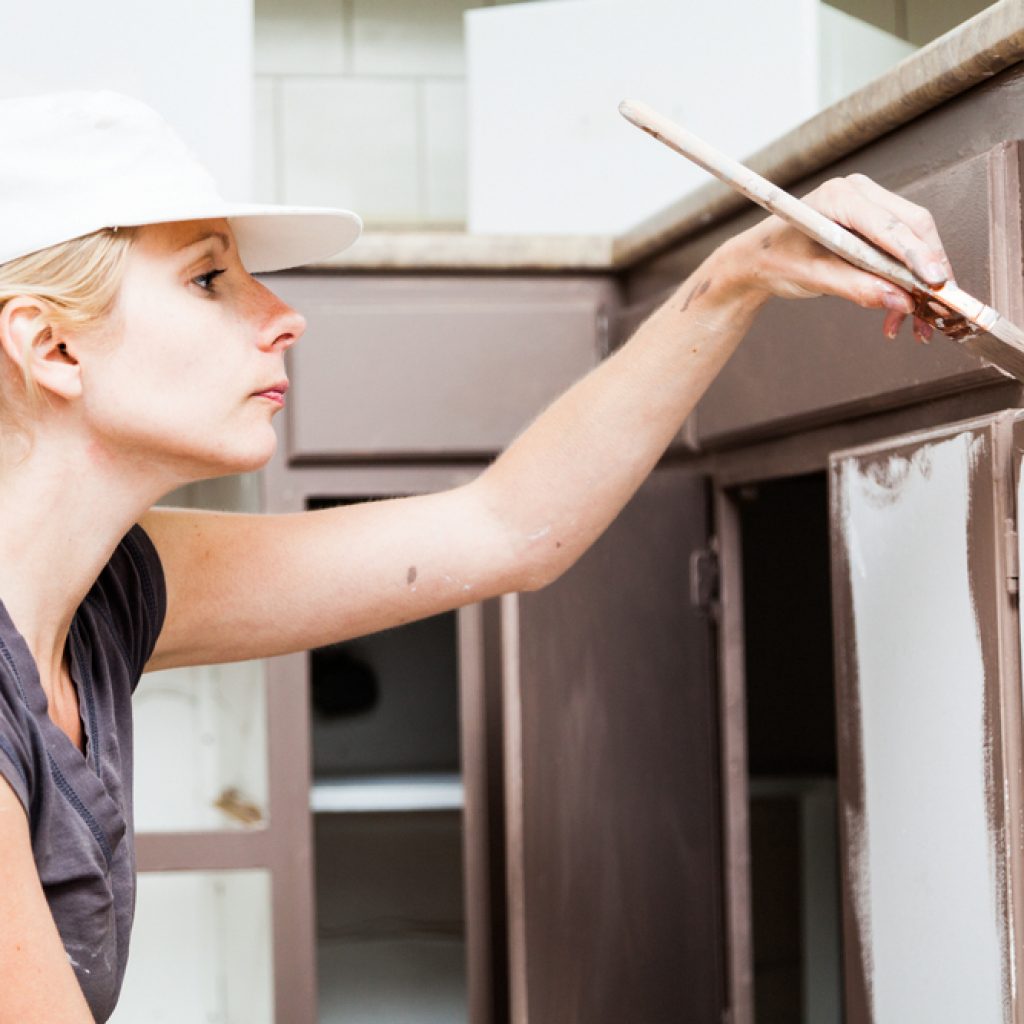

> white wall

[
  {"left": 465, "top": 0, "right": 914, "bottom": 235},
  {"left": 0, "top": 0, "right": 253, "bottom": 197}
]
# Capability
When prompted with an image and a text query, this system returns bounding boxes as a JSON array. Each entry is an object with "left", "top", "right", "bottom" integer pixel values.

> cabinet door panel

[
  {"left": 829, "top": 411, "right": 1024, "bottom": 1023},
  {"left": 698, "top": 144, "right": 1021, "bottom": 446},
  {"left": 265, "top": 276, "right": 617, "bottom": 461},
  {"left": 501, "top": 468, "right": 724, "bottom": 1023}
]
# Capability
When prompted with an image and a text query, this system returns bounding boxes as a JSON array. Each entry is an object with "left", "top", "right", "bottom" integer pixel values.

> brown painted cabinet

[
  {"left": 259, "top": 276, "right": 727, "bottom": 1024},
  {"left": 255, "top": 63, "right": 1024, "bottom": 1024}
]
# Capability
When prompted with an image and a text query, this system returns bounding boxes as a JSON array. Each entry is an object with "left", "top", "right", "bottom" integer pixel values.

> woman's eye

[{"left": 193, "top": 268, "right": 227, "bottom": 292}]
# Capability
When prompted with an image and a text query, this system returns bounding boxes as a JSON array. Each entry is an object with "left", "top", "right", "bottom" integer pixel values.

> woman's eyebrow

[{"left": 176, "top": 231, "right": 231, "bottom": 254}]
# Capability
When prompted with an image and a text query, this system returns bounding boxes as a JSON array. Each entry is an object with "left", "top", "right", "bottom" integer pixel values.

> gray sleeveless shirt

[{"left": 0, "top": 524, "right": 166, "bottom": 1022}]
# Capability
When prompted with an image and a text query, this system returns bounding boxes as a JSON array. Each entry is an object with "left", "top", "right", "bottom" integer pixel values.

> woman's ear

[{"left": 0, "top": 296, "right": 82, "bottom": 401}]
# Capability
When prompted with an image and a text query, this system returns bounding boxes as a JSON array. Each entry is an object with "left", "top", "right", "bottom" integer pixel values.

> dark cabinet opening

[
  {"left": 306, "top": 495, "right": 467, "bottom": 1024},
  {"left": 736, "top": 472, "right": 843, "bottom": 1024}
]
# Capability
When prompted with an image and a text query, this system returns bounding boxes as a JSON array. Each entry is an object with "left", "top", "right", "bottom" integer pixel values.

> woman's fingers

[
  {"left": 802, "top": 175, "right": 952, "bottom": 286},
  {"left": 845, "top": 173, "right": 956, "bottom": 282}
]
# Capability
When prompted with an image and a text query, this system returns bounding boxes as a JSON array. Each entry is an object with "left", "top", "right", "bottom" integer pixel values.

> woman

[{"left": 0, "top": 90, "right": 951, "bottom": 1022}]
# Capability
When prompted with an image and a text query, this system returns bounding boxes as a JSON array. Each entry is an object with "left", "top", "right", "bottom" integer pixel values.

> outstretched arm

[{"left": 143, "top": 175, "right": 952, "bottom": 671}]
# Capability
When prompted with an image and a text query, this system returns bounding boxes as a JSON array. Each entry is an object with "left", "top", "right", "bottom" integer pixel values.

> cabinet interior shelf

[{"left": 310, "top": 773, "right": 464, "bottom": 813}]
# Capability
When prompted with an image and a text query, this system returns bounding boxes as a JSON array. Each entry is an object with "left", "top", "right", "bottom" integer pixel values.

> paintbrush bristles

[{"left": 965, "top": 317, "right": 1024, "bottom": 381}]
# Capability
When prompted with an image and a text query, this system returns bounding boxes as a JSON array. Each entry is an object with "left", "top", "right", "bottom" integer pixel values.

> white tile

[
  {"left": 254, "top": 0, "right": 347, "bottom": 75},
  {"left": 253, "top": 76, "right": 278, "bottom": 203},
  {"left": 423, "top": 79, "right": 467, "bottom": 225},
  {"left": 281, "top": 78, "right": 420, "bottom": 225},
  {"left": 351, "top": 0, "right": 474, "bottom": 76}
]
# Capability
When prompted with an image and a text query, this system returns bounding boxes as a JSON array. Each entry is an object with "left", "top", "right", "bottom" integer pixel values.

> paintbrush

[{"left": 619, "top": 98, "right": 1024, "bottom": 382}]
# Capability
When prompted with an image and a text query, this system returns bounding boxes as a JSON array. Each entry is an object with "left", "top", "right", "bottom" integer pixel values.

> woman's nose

[{"left": 261, "top": 301, "right": 306, "bottom": 352}]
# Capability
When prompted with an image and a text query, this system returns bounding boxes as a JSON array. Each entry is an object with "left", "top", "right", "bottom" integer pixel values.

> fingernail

[
  {"left": 882, "top": 288, "right": 913, "bottom": 313},
  {"left": 924, "top": 261, "right": 947, "bottom": 285}
]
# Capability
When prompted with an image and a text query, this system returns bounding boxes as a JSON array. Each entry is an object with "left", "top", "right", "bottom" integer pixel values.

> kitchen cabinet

[
  {"left": 260, "top": 398, "right": 725, "bottom": 1023},
  {"left": 253, "top": 28, "right": 1024, "bottom": 1024}
]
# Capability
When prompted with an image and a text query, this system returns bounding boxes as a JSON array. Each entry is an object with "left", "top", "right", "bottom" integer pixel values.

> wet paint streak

[
  {"left": 837, "top": 429, "right": 1006, "bottom": 1021},
  {"left": 964, "top": 431, "right": 1014, "bottom": 1024}
]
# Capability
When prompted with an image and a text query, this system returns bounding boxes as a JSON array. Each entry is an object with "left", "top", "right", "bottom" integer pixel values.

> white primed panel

[
  {"left": 835, "top": 430, "right": 1005, "bottom": 1021},
  {"left": 0, "top": 0, "right": 253, "bottom": 197},
  {"left": 133, "top": 659, "right": 269, "bottom": 832},
  {"left": 465, "top": 0, "right": 913, "bottom": 234},
  {"left": 110, "top": 870, "right": 273, "bottom": 1023}
]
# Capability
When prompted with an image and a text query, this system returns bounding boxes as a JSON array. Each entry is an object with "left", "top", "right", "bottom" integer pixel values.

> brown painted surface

[
  {"left": 828, "top": 411, "right": 1023, "bottom": 1023},
  {"left": 458, "top": 601, "right": 497, "bottom": 1024},
  {"left": 694, "top": 147, "right": 1002, "bottom": 447},
  {"left": 266, "top": 275, "right": 619, "bottom": 462},
  {"left": 501, "top": 468, "right": 725, "bottom": 1024},
  {"left": 828, "top": 452, "right": 879, "bottom": 1024},
  {"left": 714, "top": 492, "right": 754, "bottom": 1024},
  {"left": 265, "top": 649, "right": 319, "bottom": 1023},
  {"left": 135, "top": 829, "right": 273, "bottom": 871}
]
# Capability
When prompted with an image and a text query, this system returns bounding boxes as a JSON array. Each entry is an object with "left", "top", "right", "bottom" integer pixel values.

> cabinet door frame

[
  {"left": 829, "top": 409, "right": 1024, "bottom": 1023},
  {"left": 259, "top": 458, "right": 491, "bottom": 1024}
]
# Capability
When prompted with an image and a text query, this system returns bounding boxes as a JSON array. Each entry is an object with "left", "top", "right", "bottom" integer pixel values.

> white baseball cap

[{"left": 0, "top": 89, "right": 363, "bottom": 273}]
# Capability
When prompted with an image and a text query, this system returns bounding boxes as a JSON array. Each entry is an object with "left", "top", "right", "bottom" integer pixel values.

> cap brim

[{"left": 218, "top": 202, "right": 363, "bottom": 273}]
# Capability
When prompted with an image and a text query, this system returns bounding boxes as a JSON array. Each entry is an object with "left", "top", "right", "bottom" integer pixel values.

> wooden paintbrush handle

[{"left": 618, "top": 98, "right": 924, "bottom": 295}]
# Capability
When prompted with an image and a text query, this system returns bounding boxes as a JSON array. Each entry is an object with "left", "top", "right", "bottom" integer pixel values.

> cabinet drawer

[
  {"left": 264, "top": 275, "right": 617, "bottom": 460},
  {"left": 695, "top": 144, "right": 1022, "bottom": 446}
]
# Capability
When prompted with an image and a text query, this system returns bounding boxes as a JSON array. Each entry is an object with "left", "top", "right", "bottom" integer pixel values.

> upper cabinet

[
  {"left": 695, "top": 142, "right": 1024, "bottom": 447},
  {"left": 266, "top": 275, "right": 619, "bottom": 462}
]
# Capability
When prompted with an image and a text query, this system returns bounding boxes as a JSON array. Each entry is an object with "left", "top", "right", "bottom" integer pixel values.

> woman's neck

[{"left": 0, "top": 428, "right": 174, "bottom": 691}]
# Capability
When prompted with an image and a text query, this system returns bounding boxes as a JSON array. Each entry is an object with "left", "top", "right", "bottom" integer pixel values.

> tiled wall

[
  {"left": 255, "top": 0, "right": 519, "bottom": 227},
  {"left": 254, "top": 0, "right": 994, "bottom": 230}
]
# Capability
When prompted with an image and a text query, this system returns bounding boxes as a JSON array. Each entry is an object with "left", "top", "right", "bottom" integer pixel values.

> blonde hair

[{"left": 0, "top": 227, "right": 138, "bottom": 424}]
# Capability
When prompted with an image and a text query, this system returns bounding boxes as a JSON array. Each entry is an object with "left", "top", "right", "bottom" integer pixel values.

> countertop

[{"left": 314, "top": 0, "right": 1024, "bottom": 274}]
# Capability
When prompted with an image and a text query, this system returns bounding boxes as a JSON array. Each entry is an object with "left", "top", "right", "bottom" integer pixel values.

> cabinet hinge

[
  {"left": 690, "top": 537, "right": 721, "bottom": 617},
  {"left": 1006, "top": 517, "right": 1019, "bottom": 594}
]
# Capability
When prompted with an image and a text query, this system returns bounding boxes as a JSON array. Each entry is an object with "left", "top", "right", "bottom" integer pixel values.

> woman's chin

[{"left": 191, "top": 430, "right": 278, "bottom": 479}]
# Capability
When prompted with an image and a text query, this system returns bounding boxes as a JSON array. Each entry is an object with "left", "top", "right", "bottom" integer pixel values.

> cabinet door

[
  {"left": 697, "top": 142, "right": 1024, "bottom": 446},
  {"left": 500, "top": 467, "right": 725, "bottom": 1023},
  {"left": 829, "top": 411, "right": 1024, "bottom": 1023}
]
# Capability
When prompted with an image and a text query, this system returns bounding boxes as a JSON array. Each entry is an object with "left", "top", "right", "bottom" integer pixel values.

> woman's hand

[{"left": 720, "top": 173, "right": 956, "bottom": 344}]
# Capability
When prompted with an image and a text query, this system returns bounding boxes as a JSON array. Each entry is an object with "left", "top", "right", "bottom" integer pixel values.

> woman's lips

[{"left": 254, "top": 381, "right": 289, "bottom": 405}]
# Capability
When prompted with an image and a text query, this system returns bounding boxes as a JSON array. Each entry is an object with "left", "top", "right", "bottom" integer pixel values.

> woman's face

[{"left": 79, "top": 218, "right": 305, "bottom": 484}]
